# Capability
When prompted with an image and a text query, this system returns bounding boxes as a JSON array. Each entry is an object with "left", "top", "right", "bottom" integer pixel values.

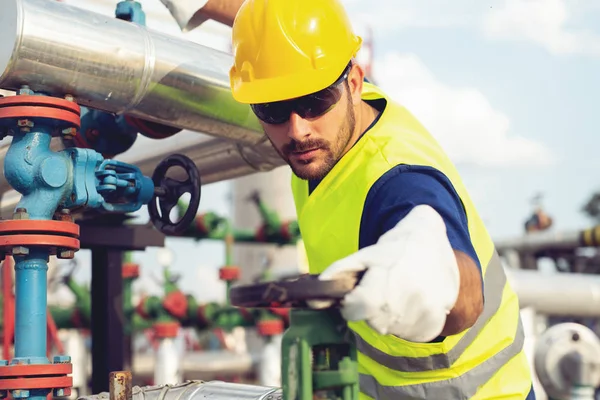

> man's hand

[
  {"left": 159, "top": 0, "right": 244, "bottom": 31},
  {"left": 318, "top": 205, "right": 462, "bottom": 343}
]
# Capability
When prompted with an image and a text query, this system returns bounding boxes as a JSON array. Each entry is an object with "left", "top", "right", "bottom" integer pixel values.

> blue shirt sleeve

[{"left": 359, "top": 164, "right": 482, "bottom": 274}]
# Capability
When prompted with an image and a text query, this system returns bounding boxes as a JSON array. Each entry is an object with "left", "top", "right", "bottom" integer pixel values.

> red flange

[
  {"left": 0, "top": 96, "right": 80, "bottom": 131},
  {"left": 0, "top": 362, "right": 72, "bottom": 391},
  {"left": 257, "top": 319, "right": 285, "bottom": 336},
  {"left": 163, "top": 291, "right": 188, "bottom": 319},
  {"left": 0, "top": 220, "right": 80, "bottom": 257},
  {"left": 219, "top": 266, "right": 241, "bottom": 281},
  {"left": 195, "top": 215, "right": 209, "bottom": 235},
  {"left": 154, "top": 322, "right": 180, "bottom": 339},
  {"left": 122, "top": 263, "right": 140, "bottom": 279}
]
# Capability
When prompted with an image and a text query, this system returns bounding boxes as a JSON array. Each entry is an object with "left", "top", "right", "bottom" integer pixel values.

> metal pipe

[
  {"left": 132, "top": 350, "right": 256, "bottom": 380},
  {"left": 495, "top": 227, "right": 600, "bottom": 254},
  {"left": 154, "top": 337, "right": 182, "bottom": 385},
  {"left": 506, "top": 268, "right": 600, "bottom": 317},
  {"left": 0, "top": 0, "right": 263, "bottom": 145},
  {"left": 14, "top": 249, "right": 49, "bottom": 362},
  {"left": 114, "top": 131, "right": 284, "bottom": 186},
  {"left": 0, "top": 131, "right": 285, "bottom": 219},
  {"left": 81, "top": 380, "right": 281, "bottom": 400}
]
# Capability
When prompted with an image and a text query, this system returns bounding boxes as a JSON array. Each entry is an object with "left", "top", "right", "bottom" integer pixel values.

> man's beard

[{"left": 271, "top": 100, "right": 356, "bottom": 181}]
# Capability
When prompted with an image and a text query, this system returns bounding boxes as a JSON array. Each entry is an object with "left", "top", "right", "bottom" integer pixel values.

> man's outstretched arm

[
  {"left": 160, "top": 0, "right": 243, "bottom": 31},
  {"left": 200, "top": 0, "right": 244, "bottom": 27}
]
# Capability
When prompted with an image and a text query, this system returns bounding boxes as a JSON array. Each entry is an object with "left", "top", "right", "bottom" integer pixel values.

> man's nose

[{"left": 287, "top": 112, "right": 311, "bottom": 141}]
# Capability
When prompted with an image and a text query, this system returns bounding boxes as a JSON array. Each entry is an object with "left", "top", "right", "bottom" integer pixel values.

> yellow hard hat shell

[{"left": 229, "top": 0, "right": 362, "bottom": 104}]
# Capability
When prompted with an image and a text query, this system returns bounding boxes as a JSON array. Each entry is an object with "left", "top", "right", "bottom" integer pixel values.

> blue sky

[{"left": 52, "top": 0, "right": 600, "bottom": 302}]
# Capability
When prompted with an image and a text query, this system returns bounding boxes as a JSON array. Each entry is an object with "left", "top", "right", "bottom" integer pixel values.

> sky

[{"left": 43, "top": 0, "right": 600, "bottom": 303}]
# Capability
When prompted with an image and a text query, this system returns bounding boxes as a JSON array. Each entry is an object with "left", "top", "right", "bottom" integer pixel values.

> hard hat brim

[{"left": 230, "top": 41, "right": 362, "bottom": 105}]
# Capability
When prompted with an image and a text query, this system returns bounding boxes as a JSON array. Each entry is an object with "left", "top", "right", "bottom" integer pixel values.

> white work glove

[
  {"left": 318, "top": 205, "right": 461, "bottom": 343},
  {"left": 159, "top": 0, "right": 209, "bottom": 32}
]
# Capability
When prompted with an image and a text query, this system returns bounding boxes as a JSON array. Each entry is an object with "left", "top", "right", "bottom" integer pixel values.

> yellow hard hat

[{"left": 229, "top": 0, "right": 362, "bottom": 104}]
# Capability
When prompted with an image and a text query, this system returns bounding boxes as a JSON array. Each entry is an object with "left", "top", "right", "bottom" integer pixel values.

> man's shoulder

[{"left": 365, "top": 164, "right": 457, "bottom": 205}]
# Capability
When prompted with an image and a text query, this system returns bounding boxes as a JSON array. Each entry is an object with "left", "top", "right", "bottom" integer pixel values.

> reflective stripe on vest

[
  {"left": 358, "top": 318, "right": 525, "bottom": 399},
  {"left": 352, "top": 251, "right": 506, "bottom": 372}
]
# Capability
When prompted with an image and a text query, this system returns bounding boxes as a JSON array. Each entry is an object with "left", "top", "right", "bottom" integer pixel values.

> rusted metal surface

[{"left": 109, "top": 371, "right": 132, "bottom": 400}]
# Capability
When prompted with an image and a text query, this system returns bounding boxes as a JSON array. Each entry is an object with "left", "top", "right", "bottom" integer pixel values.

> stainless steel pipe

[
  {"left": 80, "top": 380, "right": 282, "bottom": 400},
  {"left": 0, "top": 0, "right": 263, "bottom": 144},
  {"left": 506, "top": 268, "right": 600, "bottom": 317},
  {"left": 495, "top": 227, "right": 600, "bottom": 254}
]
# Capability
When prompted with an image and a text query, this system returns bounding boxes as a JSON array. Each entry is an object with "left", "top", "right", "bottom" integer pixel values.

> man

[{"left": 162, "top": 0, "right": 535, "bottom": 398}]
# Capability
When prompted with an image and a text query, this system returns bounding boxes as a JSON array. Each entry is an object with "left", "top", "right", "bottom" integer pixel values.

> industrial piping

[
  {"left": 506, "top": 268, "right": 600, "bottom": 317},
  {"left": 0, "top": 0, "right": 264, "bottom": 146},
  {"left": 0, "top": 132, "right": 284, "bottom": 218},
  {"left": 0, "top": 0, "right": 287, "bottom": 218},
  {"left": 495, "top": 226, "right": 600, "bottom": 253}
]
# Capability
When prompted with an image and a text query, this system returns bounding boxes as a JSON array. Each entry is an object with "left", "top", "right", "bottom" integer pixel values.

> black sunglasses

[{"left": 251, "top": 64, "right": 352, "bottom": 125}]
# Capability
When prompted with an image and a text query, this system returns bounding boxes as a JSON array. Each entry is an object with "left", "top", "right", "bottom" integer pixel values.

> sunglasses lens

[
  {"left": 251, "top": 77, "right": 345, "bottom": 124},
  {"left": 251, "top": 102, "right": 292, "bottom": 124},
  {"left": 297, "top": 85, "right": 344, "bottom": 119}
]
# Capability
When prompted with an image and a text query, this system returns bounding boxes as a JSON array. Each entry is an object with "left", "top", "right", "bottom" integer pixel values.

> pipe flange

[
  {"left": 257, "top": 319, "right": 284, "bottom": 336},
  {"left": 0, "top": 358, "right": 73, "bottom": 393},
  {"left": 153, "top": 322, "right": 180, "bottom": 339},
  {"left": 534, "top": 322, "right": 600, "bottom": 399},
  {"left": 219, "top": 266, "right": 241, "bottom": 281},
  {"left": 0, "top": 219, "right": 80, "bottom": 259},
  {"left": 122, "top": 263, "right": 140, "bottom": 279},
  {"left": 0, "top": 96, "right": 80, "bottom": 134}
]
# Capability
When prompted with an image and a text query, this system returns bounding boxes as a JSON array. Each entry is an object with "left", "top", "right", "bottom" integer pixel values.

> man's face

[
  {"left": 264, "top": 87, "right": 355, "bottom": 180},
  {"left": 251, "top": 66, "right": 363, "bottom": 181}
]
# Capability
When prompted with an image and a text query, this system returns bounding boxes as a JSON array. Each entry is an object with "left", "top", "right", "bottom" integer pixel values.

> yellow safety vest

[{"left": 291, "top": 82, "right": 532, "bottom": 399}]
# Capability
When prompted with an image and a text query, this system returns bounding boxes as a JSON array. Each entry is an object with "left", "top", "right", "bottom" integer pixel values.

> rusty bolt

[
  {"left": 17, "top": 86, "right": 33, "bottom": 96},
  {"left": 57, "top": 209, "right": 73, "bottom": 223},
  {"left": 17, "top": 120, "right": 33, "bottom": 127},
  {"left": 57, "top": 249, "right": 75, "bottom": 259},
  {"left": 11, "top": 390, "right": 29, "bottom": 399},
  {"left": 109, "top": 371, "right": 132, "bottom": 400},
  {"left": 53, "top": 388, "right": 71, "bottom": 398},
  {"left": 12, "top": 209, "right": 29, "bottom": 220},
  {"left": 53, "top": 355, "right": 71, "bottom": 363},
  {"left": 12, "top": 247, "right": 29, "bottom": 256},
  {"left": 61, "top": 127, "right": 77, "bottom": 137}
]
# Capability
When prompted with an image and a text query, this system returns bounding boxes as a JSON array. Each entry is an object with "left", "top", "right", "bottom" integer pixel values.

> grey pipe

[
  {"left": 506, "top": 268, "right": 600, "bottom": 317},
  {"left": 0, "top": 0, "right": 263, "bottom": 145},
  {"left": 80, "top": 380, "right": 282, "bottom": 400},
  {"left": 495, "top": 227, "right": 600, "bottom": 254}
]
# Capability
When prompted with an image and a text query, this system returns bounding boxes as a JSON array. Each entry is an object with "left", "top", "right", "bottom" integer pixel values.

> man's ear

[{"left": 347, "top": 62, "right": 365, "bottom": 106}]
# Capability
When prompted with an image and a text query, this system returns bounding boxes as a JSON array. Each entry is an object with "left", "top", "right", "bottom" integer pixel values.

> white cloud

[
  {"left": 483, "top": 0, "right": 600, "bottom": 56},
  {"left": 343, "top": 0, "right": 600, "bottom": 57},
  {"left": 373, "top": 52, "right": 554, "bottom": 168},
  {"left": 343, "top": 0, "right": 480, "bottom": 33}
]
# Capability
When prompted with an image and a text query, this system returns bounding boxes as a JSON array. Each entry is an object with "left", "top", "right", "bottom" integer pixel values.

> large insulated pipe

[
  {"left": 495, "top": 227, "right": 600, "bottom": 254},
  {"left": 0, "top": 0, "right": 263, "bottom": 145},
  {"left": 506, "top": 268, "right": 600, "bottom": 317}
]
